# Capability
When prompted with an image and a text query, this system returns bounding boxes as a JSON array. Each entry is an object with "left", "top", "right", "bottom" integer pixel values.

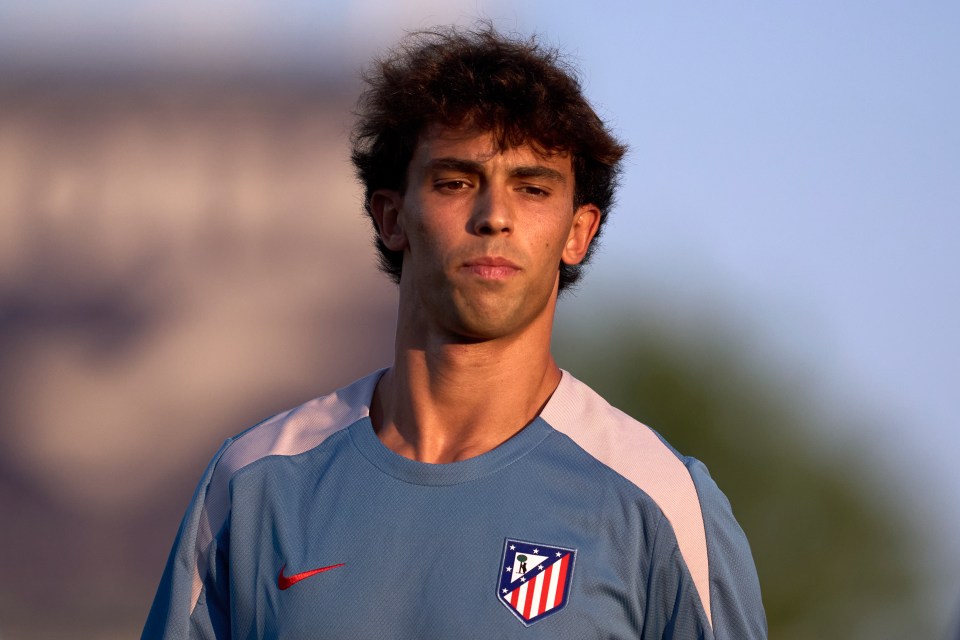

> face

[{"left": 371, "top": 126, "right": 600, "bottom": 342}]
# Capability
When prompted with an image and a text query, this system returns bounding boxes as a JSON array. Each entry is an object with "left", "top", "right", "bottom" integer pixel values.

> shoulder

[
  {"left": 143, "top": 369, "right": 387, "bottom": 634},
  {"left": 540, "top": 370, "right": 762, "bottom": 633},
  {"left": 218, "top": 369, "right": 381, "bottom": 476},
  {"left": 539, "top": 370, "right": 709, "bottom": 529},
  {"left": 201, "top": 369, "right": 383, "bottom": 535}
]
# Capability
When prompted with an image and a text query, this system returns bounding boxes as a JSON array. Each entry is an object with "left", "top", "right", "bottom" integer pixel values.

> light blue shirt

[{"left": 144, "top": 370, "right": 766, "bottom": 639}]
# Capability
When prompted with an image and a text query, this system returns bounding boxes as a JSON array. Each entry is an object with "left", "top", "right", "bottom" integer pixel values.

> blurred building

[{"left": 0, "top": 72, "right": 397, "bottom": 638}]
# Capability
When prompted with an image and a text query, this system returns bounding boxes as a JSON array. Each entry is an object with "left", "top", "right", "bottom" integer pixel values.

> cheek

[
  {"left": 538, "top": 223, "right": 572, "bottom": 257},
  {"left": 407, "top": 216, "right": 455, "bottom": 268},
  {"left": 408, "top": 201, "right": 454, "bottom": 242}
]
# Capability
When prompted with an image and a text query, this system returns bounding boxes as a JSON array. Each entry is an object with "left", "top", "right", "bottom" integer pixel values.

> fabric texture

[{"left": 143, "top": 369, "right": 766, "bottom": 639}]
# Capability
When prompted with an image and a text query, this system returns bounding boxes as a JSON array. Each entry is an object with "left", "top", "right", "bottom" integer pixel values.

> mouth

[{"left": 461, "top": 256, "right": 521, "bottom": 280}]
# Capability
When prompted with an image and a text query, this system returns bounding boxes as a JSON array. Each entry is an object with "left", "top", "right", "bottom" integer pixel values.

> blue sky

[{"left": 3, "top": 0, "right": 958, "bottom": 605}]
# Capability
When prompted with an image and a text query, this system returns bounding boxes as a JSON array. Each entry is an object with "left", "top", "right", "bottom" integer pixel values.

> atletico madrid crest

[{"left": 497, "top": 538, "right": 576, "bottom": 626}]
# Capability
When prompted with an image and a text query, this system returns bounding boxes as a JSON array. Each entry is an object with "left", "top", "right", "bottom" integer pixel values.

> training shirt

[{"left": 143, "top": 369, "right": 766, "bottom": 639}]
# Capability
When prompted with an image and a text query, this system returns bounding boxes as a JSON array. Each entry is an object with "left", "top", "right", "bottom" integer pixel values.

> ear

[
  {"left": 370, "top": 190, "right": 408, "bottom": 252},
  {"left": 561, "top": 204, "right": 601, "bottom": 265}
]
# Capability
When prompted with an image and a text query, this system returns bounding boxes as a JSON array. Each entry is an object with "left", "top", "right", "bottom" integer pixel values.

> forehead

[{"left": 410, "top": 125, "right": 573, "bottom": 172}]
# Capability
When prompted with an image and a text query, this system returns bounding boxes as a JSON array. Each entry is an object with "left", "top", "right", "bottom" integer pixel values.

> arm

[
  {"left": 142, "top": 442, "right": 233, "bottom": 640},
  {"left": 687, "top": 458, "right": 767, "bottom": 640},
  {"left": 641, "top": 490, "right": 766, "bottom": 640}
]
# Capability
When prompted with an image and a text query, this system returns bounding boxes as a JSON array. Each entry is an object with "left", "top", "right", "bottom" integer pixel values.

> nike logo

[{"left": 277, "top": 563, "right": 345, "bottom": 590}]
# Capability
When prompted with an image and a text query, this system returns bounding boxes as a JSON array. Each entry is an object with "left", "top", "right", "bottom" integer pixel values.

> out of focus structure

[{"left": 0, "top": 69, "right": 398, "bottom": 638}]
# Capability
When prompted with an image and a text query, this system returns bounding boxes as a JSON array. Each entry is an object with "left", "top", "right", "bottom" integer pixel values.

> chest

[{"left": 224, "top": 465, "right": 651, "bottom": 638}]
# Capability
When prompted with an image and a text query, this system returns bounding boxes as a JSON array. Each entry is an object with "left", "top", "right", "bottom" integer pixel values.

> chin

[
  {"left": 449, "top": 307, "right": 542, "bottom": 343},
  {"left": 438, "top": 288, "right": 551, "bottom": 342},
  {"left": 446, "top": 319, "right": 510, "bottom": 343}
]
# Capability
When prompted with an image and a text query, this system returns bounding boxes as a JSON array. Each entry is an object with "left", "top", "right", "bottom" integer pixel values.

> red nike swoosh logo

[{"left": 277, "top": 563, "right": 345, "bottom": 590}]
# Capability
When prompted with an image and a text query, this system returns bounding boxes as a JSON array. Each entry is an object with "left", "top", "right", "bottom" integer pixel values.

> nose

[{"left": 471, "top": 186, "right": 513, "bottom": 236}]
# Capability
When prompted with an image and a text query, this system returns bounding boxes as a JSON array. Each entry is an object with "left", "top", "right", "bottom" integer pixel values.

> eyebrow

[
  {"left": 426, "top": 158, "right": 485, "bottom": 174},
  {"left": 425, "top": 158, "right": 568, "bottom": 184}
]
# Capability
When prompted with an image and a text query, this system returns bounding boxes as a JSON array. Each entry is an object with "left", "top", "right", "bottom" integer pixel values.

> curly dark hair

[{"left": 351, "top": 24, "right": 627, "bottom": 291}]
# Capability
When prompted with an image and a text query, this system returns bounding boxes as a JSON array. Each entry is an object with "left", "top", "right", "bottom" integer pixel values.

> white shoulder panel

[{"left": 539, "top": 370, "right": 712, "bottom": 627}]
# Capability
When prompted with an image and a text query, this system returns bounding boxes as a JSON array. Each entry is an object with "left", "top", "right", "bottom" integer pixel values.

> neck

[{"left": 371, "top": 299, "right": 561, "bottom": 464}]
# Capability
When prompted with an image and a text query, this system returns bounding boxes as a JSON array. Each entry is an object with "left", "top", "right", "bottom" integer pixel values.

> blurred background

[{"left": 0, "top": 1, "right": 957, "bottom": 638}]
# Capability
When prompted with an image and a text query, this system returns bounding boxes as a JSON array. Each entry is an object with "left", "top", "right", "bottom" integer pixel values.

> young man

[{"left": 144, "top": 26, "right": 766, "bottom": 639}]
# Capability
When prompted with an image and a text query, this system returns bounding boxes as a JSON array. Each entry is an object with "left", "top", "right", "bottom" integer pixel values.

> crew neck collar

[{"left": 348, "top": 415, "right": 554, "bottom": 486}]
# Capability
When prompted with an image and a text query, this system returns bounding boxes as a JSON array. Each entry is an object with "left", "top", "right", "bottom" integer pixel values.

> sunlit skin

[{"left": 369, "top": 126, "right": 600, "bottom": 463}]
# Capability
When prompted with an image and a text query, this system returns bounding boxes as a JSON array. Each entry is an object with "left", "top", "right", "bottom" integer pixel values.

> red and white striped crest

[{"left": 497, "top": 538, "right": 576, "bottom": 626}]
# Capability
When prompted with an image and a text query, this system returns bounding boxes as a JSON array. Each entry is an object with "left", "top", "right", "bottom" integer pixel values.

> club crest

[{"left": 497, "top": 538, "right": 576, "bottom": 626}]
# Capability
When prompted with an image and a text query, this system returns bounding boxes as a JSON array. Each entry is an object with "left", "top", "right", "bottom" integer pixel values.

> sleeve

[
  {"left": 688, "top": 458, "right": 767, "bottom": 640},
  {"left": 641, "top": 512, "right": 710, "bottom": 640},
  {"left": 142, "top": 440, "right": 234, "bottom": 640}
]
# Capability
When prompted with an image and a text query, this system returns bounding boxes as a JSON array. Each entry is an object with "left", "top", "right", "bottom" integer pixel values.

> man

[{"left": 144, "top": 25, "right": 766, "bottom": 639}]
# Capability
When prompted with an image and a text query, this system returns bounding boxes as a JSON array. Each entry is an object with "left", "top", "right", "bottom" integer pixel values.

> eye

[
  {"left": 435, "top": 179, "right": 472, "bottom": 192},
  {"left": 518, "top": 185, "right": 549, "bottom": 197}
]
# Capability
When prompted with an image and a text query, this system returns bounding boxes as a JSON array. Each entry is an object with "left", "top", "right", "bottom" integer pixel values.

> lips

[
  {"left": 465, "top": 256, "right": 520, "bottom": 268},
  {"left": 462, "top": 256, "right": 520, "bottom": 279}
]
